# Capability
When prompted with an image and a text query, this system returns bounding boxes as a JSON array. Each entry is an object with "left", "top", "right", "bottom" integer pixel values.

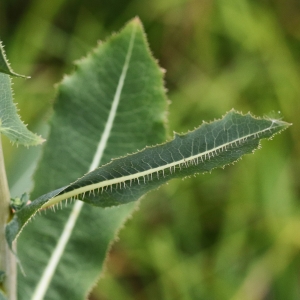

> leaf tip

[
  {"left": 36, "top": 135, "right": 46, "bottom": 145},
  {"left": 131, "top": 16, "right": 142, "bottom": 25}
]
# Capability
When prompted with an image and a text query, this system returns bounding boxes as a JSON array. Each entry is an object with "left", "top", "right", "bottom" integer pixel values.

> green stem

[{"left": 0, "top": 136, "right": 16, "bottom": 300}]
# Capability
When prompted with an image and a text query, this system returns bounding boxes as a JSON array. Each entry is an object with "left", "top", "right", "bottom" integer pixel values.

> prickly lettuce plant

[{"left": 0, "top": 18, "right": 290, "bottom": 300}]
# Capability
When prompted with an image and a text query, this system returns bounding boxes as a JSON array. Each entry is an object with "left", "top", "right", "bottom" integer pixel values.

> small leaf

[
  {"left": 0, "top": 40, "right": 44, "bottom": 146},
  {"left": 10, "top": 193, "right": 30, "bottom": 212},
  {"left": 6, "top": 110, "right": 290, "bottom": 247}
]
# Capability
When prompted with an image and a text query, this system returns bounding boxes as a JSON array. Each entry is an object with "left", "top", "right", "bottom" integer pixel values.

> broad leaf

[
  {"left": 6, "top": 110, "right": 290, "bottom": 249},
  {"left": 9, "top": 18, "right": 168, "bottom": 300},
  {"left": 0, "top": 40, "right": 44, "bottom": 146}
]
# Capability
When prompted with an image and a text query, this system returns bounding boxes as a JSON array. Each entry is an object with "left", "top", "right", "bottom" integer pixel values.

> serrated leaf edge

[{"left": 0, "top": 41, "right": 28, "bottom": 78}]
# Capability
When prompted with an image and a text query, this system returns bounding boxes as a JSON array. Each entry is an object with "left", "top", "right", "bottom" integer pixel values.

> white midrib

[{"left": 31, "top": 25, "right": 137, "bottom": 300}]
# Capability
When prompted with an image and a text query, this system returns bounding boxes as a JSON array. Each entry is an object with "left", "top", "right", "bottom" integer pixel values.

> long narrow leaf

[
  {"left": 7, "top": 110, "right": 289, "bottom": 247},
  {"left": 45, "top": 111, "right": 290, "bottom": 208}
]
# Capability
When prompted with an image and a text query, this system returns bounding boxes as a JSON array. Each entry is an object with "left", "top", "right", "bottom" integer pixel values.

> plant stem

[{"left": 0, "top": 136, "right": 16, "bottom": 300}]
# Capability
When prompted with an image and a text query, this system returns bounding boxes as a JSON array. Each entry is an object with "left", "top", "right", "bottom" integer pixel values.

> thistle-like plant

[{"left": 0, "top": 18, "right": 290, "bottom": 300}]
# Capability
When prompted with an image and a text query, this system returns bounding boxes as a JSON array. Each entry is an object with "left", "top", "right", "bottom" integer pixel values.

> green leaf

[
  {"left": 0, "top": 41, "right": 26, "bottom": 78},
  {"left": 42, "top": 111, "right": 291, "bottom": 208},
  {"left": 6, "top": 111, "right": 290, "bottom": 250},
  {"left": 0, "top": 40, "right": 44, "bottom": 146},
  {"left": 8, "top": 18, "right": 168, "bottom": 300}
]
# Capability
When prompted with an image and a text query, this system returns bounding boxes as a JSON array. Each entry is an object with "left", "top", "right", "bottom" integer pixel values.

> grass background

[{"left": 1, "top": 0, "right": 299, "bottom": 299}]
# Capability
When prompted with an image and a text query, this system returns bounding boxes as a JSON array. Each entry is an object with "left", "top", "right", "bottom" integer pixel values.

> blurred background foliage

[{"left": 0, "top": 0, "right": 299, "bottom": 299}]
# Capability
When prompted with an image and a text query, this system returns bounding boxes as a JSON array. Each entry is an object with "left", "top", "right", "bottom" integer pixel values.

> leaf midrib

[{"left": 31, "top": 24, "right": 138, "bottom": 300}]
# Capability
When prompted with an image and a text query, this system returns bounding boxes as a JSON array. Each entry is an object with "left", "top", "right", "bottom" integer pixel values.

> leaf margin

[
  {"left": 0, "top": 40, "right": 44, "bottom": 146},
  {"left": 0, "top": 40, "right": 28, "bottom": 78},
  {"left": 5, "top": 109, "right": 290, "bottom": 248}
]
